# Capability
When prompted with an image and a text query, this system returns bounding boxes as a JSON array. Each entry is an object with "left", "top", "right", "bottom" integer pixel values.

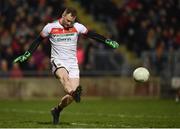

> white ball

[{"left": 133, "top": 67, "right": 150, "bottom": 82}]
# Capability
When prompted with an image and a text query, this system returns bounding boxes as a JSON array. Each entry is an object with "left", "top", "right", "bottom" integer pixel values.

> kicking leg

[
  {"left": 69, "top": 78, "right": 82, "bottom": 103},
  {"left": 58, "top": 94, "right": 74, "bottom": 108}
]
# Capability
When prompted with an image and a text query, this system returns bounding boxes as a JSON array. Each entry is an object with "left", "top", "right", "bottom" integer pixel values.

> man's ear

[{"left": 62, "top": 12, "right": 66, "bottom": 17}]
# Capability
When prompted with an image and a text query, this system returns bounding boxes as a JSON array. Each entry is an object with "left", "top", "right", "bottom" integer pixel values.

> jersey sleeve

[
  {"left": 74, "top": 23, "right": 88, "bottom": 34},
  {"left": 40, "top": 23, "right": 51, "bottom": 37}
]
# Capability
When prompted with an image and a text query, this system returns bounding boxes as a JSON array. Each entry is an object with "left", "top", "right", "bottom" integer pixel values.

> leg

[
  {"left": 51, "top": 94, "right": 73, "bottom": 124},
  {"left": 69, "top": 78, "right": 82, "bottom": 103},
  {"left": 51, "top": 68, "right": 74, "bottom": 124},
  {"left": 57, "top": 78, "right": 81, "bottom": 108},
  {"left": 51, "top": 67, "right": 82, "bottom": 124},
  {"left": 56, "top": 68, "right": 74, "bottom": 94}
]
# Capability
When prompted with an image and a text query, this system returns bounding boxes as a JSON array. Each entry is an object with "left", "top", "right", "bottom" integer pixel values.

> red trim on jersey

[
  {"left": 67, "top": 27, "right": 78, "bottom": 33},
  {"left": 50, "top": 27, "right": 78, "bottom": 34},
  {"left": 50, "top": 28, "right": 63, "bottom": 34}
]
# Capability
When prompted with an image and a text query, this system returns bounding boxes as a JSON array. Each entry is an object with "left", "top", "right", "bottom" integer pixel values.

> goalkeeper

[{"left": 13, "top": 7, "right": 119, "bottom": 124}]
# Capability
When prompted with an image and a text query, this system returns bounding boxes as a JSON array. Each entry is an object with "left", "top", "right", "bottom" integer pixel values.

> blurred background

[{"left": 0, "top": 0, "right": 180, "bottom": 100}]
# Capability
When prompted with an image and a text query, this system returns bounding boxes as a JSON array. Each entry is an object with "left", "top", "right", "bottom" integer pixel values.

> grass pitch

[{"left": 0, "top": 98, "right": 180, "bottom": 128}]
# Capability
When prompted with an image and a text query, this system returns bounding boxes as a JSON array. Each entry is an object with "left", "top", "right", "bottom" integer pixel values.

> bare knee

[{"left": 55, "top": 68, "right": 73, "bottom": 94}]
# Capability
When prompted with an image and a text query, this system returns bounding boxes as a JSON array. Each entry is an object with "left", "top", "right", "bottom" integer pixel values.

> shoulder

[
  {"left": 46, "top": 20, "right": 59, "bottom": 27},
  {"left": 42, "top": 20, "right": 59, "bottom": 32},
  {"left": 74, "top": 22, "right": 86, "bottom": 28},
  {"left": 74, "top": 22, "right": 88, "bottom": 34}
]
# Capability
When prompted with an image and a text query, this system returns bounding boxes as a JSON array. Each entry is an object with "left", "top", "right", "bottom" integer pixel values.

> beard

[
  {"left": 64, "top": 24, "right": 72, "bottom": 29},
  {"left": 61, "top": 20, "right": 73, "bottom": 29}
]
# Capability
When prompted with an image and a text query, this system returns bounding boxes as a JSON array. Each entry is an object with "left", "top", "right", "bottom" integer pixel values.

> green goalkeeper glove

[
  {"left": 105, "top": 39, "right": 119, "bottom": 49},
  {"left": 13, "top": 51, "right": 31, "bottom": 63}
]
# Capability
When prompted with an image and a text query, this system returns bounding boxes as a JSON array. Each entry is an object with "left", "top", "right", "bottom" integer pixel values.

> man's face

[{"left": 62, "top": 13, "right": 76, "bottom": 29}]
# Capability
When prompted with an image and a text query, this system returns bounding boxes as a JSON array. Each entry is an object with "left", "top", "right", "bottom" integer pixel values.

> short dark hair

[{"left": 64, "top": 7, "right": 77, "bottom": 17}]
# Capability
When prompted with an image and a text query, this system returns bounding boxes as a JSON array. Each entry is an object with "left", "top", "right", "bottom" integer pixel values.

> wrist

[
  {"left": 105, "top": 39, "right": 110, "bottom": 44},
  {"left": 24, "top": 51, "right": 31, "bottom": 57},
  {"left": 105, "top": 39, "right": 113, "bottom": 47}
]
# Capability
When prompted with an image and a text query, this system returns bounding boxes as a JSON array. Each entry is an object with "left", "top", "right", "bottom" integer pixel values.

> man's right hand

[{"left": 13, "top": 51, "right": 31, "bottom": 63}]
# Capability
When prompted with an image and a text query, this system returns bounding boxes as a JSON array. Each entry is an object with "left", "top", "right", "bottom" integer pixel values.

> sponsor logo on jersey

[
  {"left": 51, "top": 33, "right": 77, "bottom": 42},
  {"left": 56, "top": 37, "right": 72, "bottom": 42}
]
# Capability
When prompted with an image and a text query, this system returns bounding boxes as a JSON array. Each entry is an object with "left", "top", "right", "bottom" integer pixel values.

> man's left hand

[{"left": 105, "top": 39, "right": 119, "bottom": 49}]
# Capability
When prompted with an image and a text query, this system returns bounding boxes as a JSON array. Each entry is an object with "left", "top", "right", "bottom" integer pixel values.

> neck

[{"left": 59, "top": 18, "right": 62, "bottom": 25}]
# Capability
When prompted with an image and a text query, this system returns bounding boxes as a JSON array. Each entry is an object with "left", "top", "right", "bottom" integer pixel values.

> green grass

[{"left": 0, "top": 98, "right": 180, "bottom": 128}]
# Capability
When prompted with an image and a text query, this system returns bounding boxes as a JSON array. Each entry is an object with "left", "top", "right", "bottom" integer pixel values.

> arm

[
  {"left": 84, "top": 31, "right": 119, "bottom": 49},
  {"left": 13, "top": 35, "right": 45, "bottom": 63},
  {"left": 28, "top": 35, "right": 44, "bottom": 54}
]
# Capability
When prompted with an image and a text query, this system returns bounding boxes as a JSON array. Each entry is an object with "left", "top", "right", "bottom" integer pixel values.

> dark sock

[{"left": 57, "top": 105, "right": 63, "bottom": 112}]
